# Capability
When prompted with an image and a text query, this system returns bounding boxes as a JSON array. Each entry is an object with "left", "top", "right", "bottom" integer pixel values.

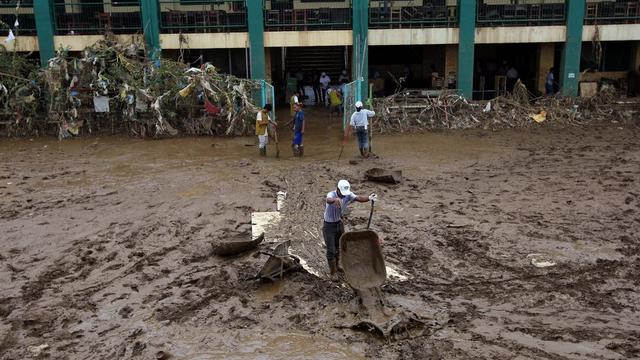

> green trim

[
  {"left": 247, "top": 0, "right": 265, "bottom": 79},
  {"left": 560, "top": 0, "right": 584, "bottom": 97},
  {"left": 352, "top": 0, "right": 368, "bottom": 102},
  {"left": 457, "top": 0, "right": 475, "bottom": 99},
  {"left": 141, "top": 0, "right": 161, "bottom": 56},
  {"left": 34, "top": 0, "right": 55, "bottom": 66}
]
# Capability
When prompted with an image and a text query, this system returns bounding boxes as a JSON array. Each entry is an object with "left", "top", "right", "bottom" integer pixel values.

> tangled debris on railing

[
  {"left": 0, "top": 36, "right": 263, "bottom": 138},
  {"left": 372, "top": 81, "right": 638, "bottom": 133}
]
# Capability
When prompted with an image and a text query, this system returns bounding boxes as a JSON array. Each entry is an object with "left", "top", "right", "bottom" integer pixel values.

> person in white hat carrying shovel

[
  {"left": 323, "top": 180, "right": 377, "bottom": 278},
  {"left": 348, "top": 101, "right": 375, "bottom": 158}
]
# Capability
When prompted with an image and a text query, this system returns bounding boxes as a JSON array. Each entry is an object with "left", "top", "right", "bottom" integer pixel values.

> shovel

[{"left": 272, "top": 124, "right": 280, "bottom": 158}]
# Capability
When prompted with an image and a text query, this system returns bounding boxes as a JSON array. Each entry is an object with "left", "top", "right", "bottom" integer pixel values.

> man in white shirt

[
  {"left": 323, "top": 179, "right": 376, "bottom": 276},
  {"left": 349, "top": 101, "right": 375, "bottom": 158},
  {"left": 319, "top": 72, "right": 331, "bottom": 106}
]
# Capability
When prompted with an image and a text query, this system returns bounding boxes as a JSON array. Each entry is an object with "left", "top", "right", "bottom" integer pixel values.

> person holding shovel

[
  {"left": 323, "top": 180, "right": 377, "bottom": 277},
  {"left": 348, "top": 101, "right": 375, "bottom": 158},
  {"left": 256, "top": 103, "right": 276, "bottom": 156},
  {"left": 285, "top": 102, "right": 305, "bottom": 157}
]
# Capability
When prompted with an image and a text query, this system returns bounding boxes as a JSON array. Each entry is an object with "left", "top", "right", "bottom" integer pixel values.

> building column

[
  {"left": 352, "top": 0, "right": 368, "bottom": 102},
  {"left": 537, "top": 43, "right": 555, "bottom": 94},
  {"left": 247, "top": 1, "right": 265, "bottom": 80},
  {"left": 560, "top": 0, "right": 585, "bottom": 97},
  {"left": 457, "top": 0, "right": 476, "bottom": 99},
  {"left": 141, "top": 0, "right": 161, "bottom": 58},
  {"left": 634, "top": 42, "right": 640, "bottom": 72},
  {"left": 34, "top": 0, "right": 55, "bottom": 66}
]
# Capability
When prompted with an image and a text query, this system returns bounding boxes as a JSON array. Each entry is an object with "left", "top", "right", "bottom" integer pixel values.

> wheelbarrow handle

[{"left": 367, "top": 199, "right": 375, "bottom": 229}]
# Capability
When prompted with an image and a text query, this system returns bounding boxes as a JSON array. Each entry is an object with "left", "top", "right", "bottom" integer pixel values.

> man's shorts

[
  {"left": 356, "top": 126, "right": 368, "bottom": 149},
  {"left": 293, "top": 132, "right": 303, "bottom": 146}
]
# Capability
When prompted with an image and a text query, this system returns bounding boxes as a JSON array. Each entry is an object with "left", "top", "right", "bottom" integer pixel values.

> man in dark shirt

[{"left": 288, "top": 103, "right": 305, "bottom": 157}]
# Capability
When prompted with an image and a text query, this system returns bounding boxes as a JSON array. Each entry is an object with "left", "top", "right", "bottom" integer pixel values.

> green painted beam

[
  {"left": 141, "top": 0, "right": 161, "bottom": 59},
  {"left": 457, "top": 0, "right": 476, "bottom": 99},
  {"left": 560, "top": 0, "right": 585, "bottom": 97},
  {"left": 34, "top": 0, "right": 55, "bottom": 66},
  {"left": 247, "top": 0, "right": 265, "bottom": 79},
  {"left": 352, "top": 0, "right": 368, "bottom": 102}
]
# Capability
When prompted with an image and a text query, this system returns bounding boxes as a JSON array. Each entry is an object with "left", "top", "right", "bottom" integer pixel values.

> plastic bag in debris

[
  {"left": 530, "top": 111, "right": 547, "bottom": 123},
  {"left": 178, "top": 83, "right": 194, "bottom": 97},
  {"left": 483, "top": 102, "right": 491, "bottom": 113},
  {"left": 135, "top": 97, "right": 148, "bottom": 112},
  {"left": 93, "top": 95, "right": 110, "bottom": 113}
]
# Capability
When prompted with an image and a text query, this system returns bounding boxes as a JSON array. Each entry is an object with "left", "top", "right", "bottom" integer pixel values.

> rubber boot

[
  {"left": 299, "top": 145, "right": 304, "bottom": 157},
  {"left": 259, "top": 146, "right": 266, "bottom": 156},
  {"left": 328, "top": 259, "right": 338, "bottom": 279},
  {"left": 336, "top": 254, "right": 344, "bottom": 273}
]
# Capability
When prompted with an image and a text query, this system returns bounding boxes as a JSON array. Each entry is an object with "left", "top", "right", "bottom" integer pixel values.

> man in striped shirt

[{"left": 323, "top": 179, "right": 377, "bottom": 277}]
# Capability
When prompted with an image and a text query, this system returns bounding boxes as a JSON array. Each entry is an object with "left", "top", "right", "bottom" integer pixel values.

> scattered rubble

[
  {"left": 0, "top": 36, "right": 263, "bottom": 138},
  {"left": 372, "top": 82, "right": 639, "bottom": 133}
]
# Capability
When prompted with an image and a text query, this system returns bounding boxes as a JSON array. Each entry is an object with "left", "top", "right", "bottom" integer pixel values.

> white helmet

[{"left": 355, "top": 101, "right": 363, "bottom": 108}]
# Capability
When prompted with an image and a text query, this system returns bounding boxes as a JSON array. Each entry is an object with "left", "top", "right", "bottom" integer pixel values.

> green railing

[
  {"left": 584, "top": 1, "right": 640, "bottom": 25},
  {"left": 369, "top": 3, "right": 458, "bottom": 29},
  {"left": 53, "top": 1, "right": 142, "bottom": 35},
  {"left": 159, "top": 0, "right": 247, "bottom": 33},
  {"left": 264, "top": 0, "right": 351, "bottom": 31},
  {"left": 0, "top": 0, "right": 36, "bottom": 34},
  {"left": 476, "top": 2, "right": 565, "bottom": 27}
]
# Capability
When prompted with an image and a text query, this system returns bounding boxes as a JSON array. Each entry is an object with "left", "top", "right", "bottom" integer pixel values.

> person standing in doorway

[
  {"left": 546, "top": 67, "right": 555, "bottom": 95},
  {"left": 506, "top": 65, "right": 519, "bottom": 93},
  {"left": 349, "top": 101, "right": 375, "bottom": 158},
  {"left": 319, "top": 72, "right": 331, "bottom": 107},
  {"left": 323, "top": 180, "right": 376, "bottom": 277},
  {"left": 312, "top": 69, "right": 321, "bottom": 105},
  {"left": 256, "top": 104, "right": 276, "bottom": 156}
]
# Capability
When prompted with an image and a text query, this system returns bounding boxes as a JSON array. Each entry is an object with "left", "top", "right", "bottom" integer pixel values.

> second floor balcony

[
  {"left": 264, "top": 0, "right": 351, "bottom": 31},
  {"left": 53, "top": 0, "right": 142, "bottom": 35},
  {"left": 476, "top": 1, "right": 566, "bottom": 27},
  {"left": 369, "top": 0, "right": 458, "bottom": 29}
]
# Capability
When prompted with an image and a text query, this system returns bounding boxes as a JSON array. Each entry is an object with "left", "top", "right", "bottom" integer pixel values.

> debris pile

[
  {"left": 0, "top": 36, "right": 263, "bottom": 138},
  {"left": 372, "top": 82, "right": 638, "bottom": 133}
]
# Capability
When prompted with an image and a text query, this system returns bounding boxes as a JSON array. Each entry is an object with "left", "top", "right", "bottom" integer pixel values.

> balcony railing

[
  {"left": 585, "top": 1, "right": 640, "bottom": 25},
  {"left": 264, "top": 0, "right": 351, "bottom": 31},
  {"left": 0, "top": 0, "right": 36, "bottom": 35},
  {"left": 369, "top": 2, "right": 457, "bottom": 29},
  {"left": 53, "top": 1, "right": 142, "bottom": 35},
  {"left": 476, "top": 2, "right": 565, "bottom": 27},
  {"left": 159, "top": 0, "right": 246, "bottom": 33}
]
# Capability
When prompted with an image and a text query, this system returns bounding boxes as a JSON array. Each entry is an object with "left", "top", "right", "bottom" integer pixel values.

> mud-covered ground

[{"left": 1, "top": 112, "right": 639, "bottom": 359}]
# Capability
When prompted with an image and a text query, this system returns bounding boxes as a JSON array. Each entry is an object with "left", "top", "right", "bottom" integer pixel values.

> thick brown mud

[{"left": 1, "top": 110, "right": 639, "bottom": 359}]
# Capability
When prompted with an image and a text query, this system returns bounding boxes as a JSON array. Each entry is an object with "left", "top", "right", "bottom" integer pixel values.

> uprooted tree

[{"left": 0, "top": 35, "right": 263, "bottom": 138}]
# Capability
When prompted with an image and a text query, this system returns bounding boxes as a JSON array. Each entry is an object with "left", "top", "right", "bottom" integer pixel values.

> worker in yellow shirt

[
  {"left": 256, "top": 104, "right": 276, "bottom": 156},
  {"left": 328, "top": 88, "right": 343, "bottom": 119}
]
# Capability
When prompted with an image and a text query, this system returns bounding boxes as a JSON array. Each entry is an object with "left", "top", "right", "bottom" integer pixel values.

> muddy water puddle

[{"left": 174, "top": 331, "right": 366, "bottom": 360}]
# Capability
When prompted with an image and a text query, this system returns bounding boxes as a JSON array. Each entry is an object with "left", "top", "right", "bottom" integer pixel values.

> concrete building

[{"left": 6, "top": 0, "right": 640, "bottom": 99}]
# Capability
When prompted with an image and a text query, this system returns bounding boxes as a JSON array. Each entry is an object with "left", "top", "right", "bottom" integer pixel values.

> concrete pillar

[
  {"left": 537, "top": 43, "right": 555, "bottom": 94},
  {"left": 352, "top": 0, "right": 369, "bottom": 101},
  {"left": 141, "top": 0, "right": 161, "bottom": 58},
  {"left": 457, "top": 0, "right": 476, "bottom": 99},
  {"left": 634, "top": 42, "right": 640, "bottom": 72},
  {"left": 247, "top": 1, "right": 265, "bottom": 79},
  {"left": 34, "top": 0, "right": 55, "bottom": 66},
  {"left": 560, "top": 0, "right": 585, "bottom": 97}
]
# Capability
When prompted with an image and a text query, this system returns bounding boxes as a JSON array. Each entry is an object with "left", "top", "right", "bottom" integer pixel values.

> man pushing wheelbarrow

[{"left": 323, "top": 180, "right": 377, "bottom": 278}]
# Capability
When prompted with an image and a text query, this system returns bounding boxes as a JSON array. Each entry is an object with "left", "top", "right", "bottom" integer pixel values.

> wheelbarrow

[
  {"left": 339, "top": 230, "right": 386, "bottom": 290},
  {"left": 256, "top": 240, "right": 301, "bottom": 281},
  {"left": 364, "top": 168, "right": 402, "bottom": 184}
]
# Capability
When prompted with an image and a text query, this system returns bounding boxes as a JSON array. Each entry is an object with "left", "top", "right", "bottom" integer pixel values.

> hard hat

[{"left": 337, "top": 179, "right": 352, "bottom": 196}]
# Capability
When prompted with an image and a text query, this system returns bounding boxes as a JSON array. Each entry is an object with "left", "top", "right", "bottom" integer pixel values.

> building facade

[{"left": 5, "top": 0, "right": 640, "bottom": 99}]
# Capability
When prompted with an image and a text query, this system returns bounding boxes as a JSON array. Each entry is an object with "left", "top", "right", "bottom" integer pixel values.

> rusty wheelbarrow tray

[
  {"left": 212, "top": 233, "right": 264, "bottom": 256},
  {"left": 339, "top": 230, "right": 387, "bottom": 290},
  {"left": 365, "top": 168, "right": 402, "bottom": 184}
]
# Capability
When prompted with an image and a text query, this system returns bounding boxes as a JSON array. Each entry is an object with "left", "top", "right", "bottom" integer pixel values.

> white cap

[
  {"left": 355, "top": 101, "right": 363, "bottom": 108},
  {"left": 337, "top": 179, "right": 352, "bottom": 196}
]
